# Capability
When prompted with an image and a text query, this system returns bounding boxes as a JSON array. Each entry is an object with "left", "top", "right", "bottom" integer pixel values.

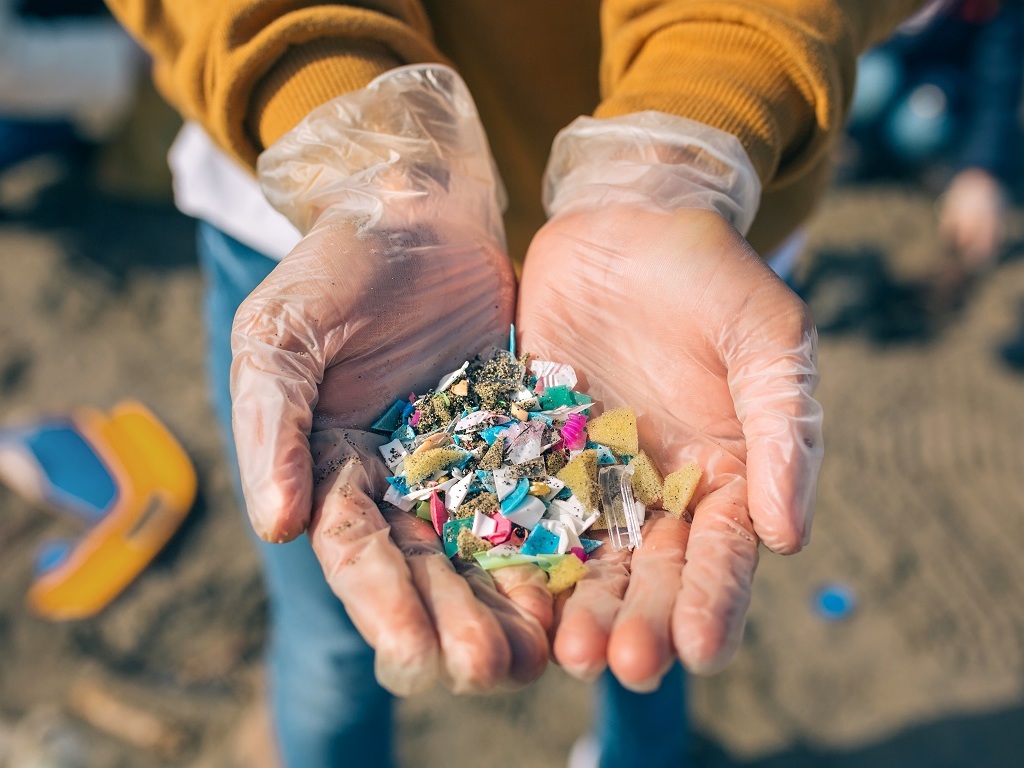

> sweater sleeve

[
  {"left": 103, "top": 0, "right": 445, "bottom": 168},
  {"left": 958, "top": 0, "right": 1024, "bottom": 182},
  {"left": 596, "top": 0, "right": 927, "bottom": 187}
]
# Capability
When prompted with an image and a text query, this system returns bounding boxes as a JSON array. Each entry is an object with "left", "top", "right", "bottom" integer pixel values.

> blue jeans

[{"left": 196, "top": 221, "right": 688, "bottom": 768}]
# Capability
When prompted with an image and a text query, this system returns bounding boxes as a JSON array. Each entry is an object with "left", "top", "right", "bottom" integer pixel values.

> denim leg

[
  {"left": 196, "top": 221, "right": 393, "bottom": 768},
  {"left": 595, "top": 663, "right": 687, "bottom": 768}
]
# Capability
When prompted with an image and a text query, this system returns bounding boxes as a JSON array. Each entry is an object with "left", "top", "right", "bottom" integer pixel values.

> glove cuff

[
  {"left": 543, "top": 112, "right": 761, "bottom": 236},
  {"left": 257, "top": 64, "right": 507, "bottom": 241}
]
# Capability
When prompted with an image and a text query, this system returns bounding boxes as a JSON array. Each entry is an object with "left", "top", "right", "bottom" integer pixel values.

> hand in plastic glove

[
  {"left": 231, "top": 65, "right": 551, "bottom": 696},
  {"left": 939, "top": 167, "right": 1006, "bottom": 271},
  {"left": 517, "top": 114, "right": 824, "bottom": 689}
]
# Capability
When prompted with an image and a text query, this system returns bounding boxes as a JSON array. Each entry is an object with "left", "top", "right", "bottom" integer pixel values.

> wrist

[
  {"left": 543, "top": 112, "right": 761, "bottom": 236},
  {"left": 257, "top": 64, "right": 506, "bottom": 242}
]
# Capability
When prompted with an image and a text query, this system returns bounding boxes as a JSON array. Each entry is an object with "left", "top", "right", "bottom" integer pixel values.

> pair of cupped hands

[{"left": 230, "top": 66, "right": 824, "bottom": 696}]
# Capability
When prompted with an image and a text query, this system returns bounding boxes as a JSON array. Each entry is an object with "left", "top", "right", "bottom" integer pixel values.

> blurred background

[{"left": 2, "top": 1, "right": 1024, "bottom": 766}]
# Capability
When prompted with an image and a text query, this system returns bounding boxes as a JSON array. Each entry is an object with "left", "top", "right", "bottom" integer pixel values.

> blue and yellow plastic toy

[{"left": 0, "top": 401, "right": 196, "bottom": 620}]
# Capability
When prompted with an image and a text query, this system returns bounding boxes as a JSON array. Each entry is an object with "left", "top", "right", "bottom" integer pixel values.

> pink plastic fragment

[
  {"left": 484, "top": 513, "right": 513, "bottom": 545},
  {"left": 570, "top": 546, "right": 588, "bottom": 562},
  {"left": 409, "top": 410, "right": 422, "bottom": 427},
  {"left": 561, "top": 414, "right": 588, "bottom": 451},
  {"left": 430, "top": 490, "right": 449, "bottom": 536}
]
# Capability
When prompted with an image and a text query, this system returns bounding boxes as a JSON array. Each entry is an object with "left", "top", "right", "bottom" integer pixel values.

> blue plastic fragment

[
  {"left": 554, "top": 486, "right": 573, "bottom": 501},
  {"left": 474, "top": 470, "right": 496, "bottom": 493},
  {"left": 587, "top": 443, "right": 618, "bottom": 465},
  {"left": 385, "top": 476, "right": 411, "bottom": 496},
  {"left": 390, "top": 424, "right": 416, "bottom": 442},
  {"left": 371, "top": 400, "right": 407, "bottom": 434},
  {"left": 480, "top": 425, "right": 510, "bottom": 445},
  {"left": 401, "top": 401, "right": 416, "bottom": 423},
  {"left": 500, "top": 478, "right": 530, "bottom": 515},
  {"left": 23, "top": 423, "right": 117, "bottom": 522},
  {"left": 509, "top": 324, "right": 516, "bottom": 357},
  {"left": 580, "top": 538, "right": 602, "bottom": 554},
  {"left": 521, "top": 526, "right": 561, "bottom": 556},
  {"left": 813, "top": 583, "right": 856, "bottom": 621}
]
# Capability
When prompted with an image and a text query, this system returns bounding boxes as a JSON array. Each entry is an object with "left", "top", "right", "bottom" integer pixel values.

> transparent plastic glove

[
  {"left": 231, "top": 65, "right": 550, "bottom": 695},
  {"left": 519, "top": 113, "right": 824, "bottom": 687}
]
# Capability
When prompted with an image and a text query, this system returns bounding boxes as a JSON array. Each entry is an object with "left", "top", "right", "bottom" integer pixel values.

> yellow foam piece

[
  {"left": 628, "top": 450, "right": 664, "bottom": 506},
  {"left": 546, "top": 555, "right": 588, "bottom": 594},
  {"left": 585, "top": 407, "right": 638, "bottom": 456},
  {"left": 555, "top": 449, "right": 599, "bottom": 512},
  {"left": 663, "top": 462, "right": 702, "bottom": 519},
  {"left": 403, "top": 448, "right": 464, "bottom": 484}
]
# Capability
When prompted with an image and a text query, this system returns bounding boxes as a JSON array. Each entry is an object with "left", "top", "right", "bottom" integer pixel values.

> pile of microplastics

[{"left": 372, "top": 341, "right": 702, "bottom": 594}]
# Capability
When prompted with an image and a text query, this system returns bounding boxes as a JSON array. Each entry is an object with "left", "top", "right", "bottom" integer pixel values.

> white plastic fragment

[
  {"left": 492, "top": 467, "right": 518, "bottom": 501},
  {"left": 529, "top": 359, "right": 578, "bottom": 390},
  {"left": 383, "top": 483, "right": 415, "bottom": 512},
  {"left": 445, "top": 472, "right": 475, "bottom": 512},
  {"left": 435, "top": 361, "right": 469, "bottom": 392},
  {"left": 547, "top": 496, "right": 600, "bottom": 534},
  {"left": 377, "top": 439, "right": 408, "bottom": 471},
  {"left": 540, "top": 476, "right": 565, "bottom": 502},
  {"left": 402, "top": 475, "right": 459, "bottom": 502},
  {"left": 537, "top": 518, "right": 573, "bottom": 554},
  {"left": 505, "top": 420, "right": 546, "bottom": 464},
  {"left": 502, "top": 495, "right": 546, "bottom": 530},
  {"left": 472, "top": 511, "right": 498, "bottom": 538},
  {"left": 454, "top": 410, "right": 510, "bottom": 433}
]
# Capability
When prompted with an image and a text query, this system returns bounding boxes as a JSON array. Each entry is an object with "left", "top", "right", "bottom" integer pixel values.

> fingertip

[
  {"left": 444, "top": 625, "right": 513, "bottom": 694},
  {"left": 243, "top": 462, "right": 313, "bottom": 543},
  {"left": 493, "top": 570, "right": 555, "bottom": 633},
  {"left": 375, "top": 638, "right": 441, "bottom": 696},
  {"left": 553, "top": 611, "right": 609, "bottom": 682},
  {"left": 608, "top": 616, "right": 672, "bottom": 692},
  {"left": 672, "top": 604, "right": 744, "bottom": 676}
]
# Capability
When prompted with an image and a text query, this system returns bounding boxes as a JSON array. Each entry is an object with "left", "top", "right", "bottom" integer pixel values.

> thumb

[
  {"left": 230, "top": 289, "right": 324, "bottom": 543},
  {"left": 723, "top": 282, "right": 823, "bottom": 554}
]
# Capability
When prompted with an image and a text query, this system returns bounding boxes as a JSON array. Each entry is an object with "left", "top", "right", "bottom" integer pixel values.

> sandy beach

[{"left": 2, "top": 97, "right": 1023, "bottom": 767}]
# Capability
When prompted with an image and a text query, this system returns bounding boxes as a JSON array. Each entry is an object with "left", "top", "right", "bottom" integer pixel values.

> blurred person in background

[
  {"left": 104, "top": 2, "right": 923, "bottom": 768},
  {"left": 842, "top": 0, "right": 1023, "bottom": 279},
  {"left": 0, "top": 0, "right": 141, "bottom": 176}
]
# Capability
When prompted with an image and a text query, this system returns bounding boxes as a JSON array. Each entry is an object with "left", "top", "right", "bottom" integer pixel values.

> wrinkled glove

[
  {"left": 517, "top": 112, "right": 824, "bottom": 688},
  {"left": 231, "top": 65, "right": 551, "bottom": 696}
]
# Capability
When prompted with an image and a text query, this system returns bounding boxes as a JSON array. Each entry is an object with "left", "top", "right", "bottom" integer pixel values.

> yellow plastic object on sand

[{"left": 17, "top": 402, "right": 196, "bottom": 620}]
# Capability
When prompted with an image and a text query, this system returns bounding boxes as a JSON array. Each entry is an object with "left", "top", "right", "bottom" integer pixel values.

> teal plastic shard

[
  {"left": 599, "top": 464, "right": 642, "bottom": 551},
  {"left": 442, "top": 518, "right": 473, "bottom": 558},
  {"left": 520, "top": 525, "right": 560, "bottom": 556}
]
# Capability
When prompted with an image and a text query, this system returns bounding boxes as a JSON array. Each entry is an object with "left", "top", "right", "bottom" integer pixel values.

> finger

[
  {"left": 231, "top": 293, "right": 323, "bottom": 543},
  {"left": 489, "top": 563, "right": 555, "bottom": 635},
  {"left": 671, "top": 476, "right": 758, "bottom": 675},
  {"left": 384, "top": 509, "right": 513, "bottom": 694},
  {"left": 607, "top": 513, "right": 690, "bottom": 692},
  {"left": 461, "top": 562, "right": 552, "bottom": 688},
  {"left": 728, "top": 308, "right": 823, "bottom": 554},
  {"left": 307, "top": 436, "right": 441, "bottom": 696},
  {"left": 551, "top": 539, "right": 631, "bottom": 682}
]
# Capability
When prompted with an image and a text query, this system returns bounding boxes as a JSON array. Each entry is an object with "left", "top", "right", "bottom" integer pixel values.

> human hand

[
  {"left": 230, "top": 66, "right": 552, "bottom": 696},
  {"left": 518, "top": 115, "right": 823, "bottom": 689},
  {"left": 939, "top": 167, "right": 1006, "bottom": 272}
]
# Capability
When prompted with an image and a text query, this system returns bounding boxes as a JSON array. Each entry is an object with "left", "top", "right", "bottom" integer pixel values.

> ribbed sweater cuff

[
  {"left": 247, "top": 41, "right": 402, "bottom": 162},
  {"left": 596, "top": 21, "right": 820, "bottom": 185}
]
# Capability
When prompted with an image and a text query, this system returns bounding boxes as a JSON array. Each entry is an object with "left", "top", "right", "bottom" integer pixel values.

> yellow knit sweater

[{"left": 105, "top": 0, "right": 922, "bottom": 257}]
